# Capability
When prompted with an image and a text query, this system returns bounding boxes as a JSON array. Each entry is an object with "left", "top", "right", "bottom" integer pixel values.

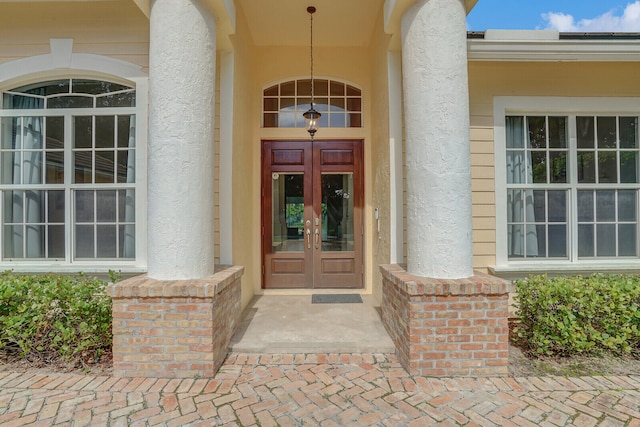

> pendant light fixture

[{"left": 303, "top": 6, "right": 320, "bottom": 139}]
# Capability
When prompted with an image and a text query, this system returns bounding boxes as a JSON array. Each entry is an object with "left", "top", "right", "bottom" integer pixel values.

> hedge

[
  {"left": 514, "top": 274, "right": 640, "bottom": 356},
  {"left": 0, "top": 271, "right": 112, "bottom": 365}
]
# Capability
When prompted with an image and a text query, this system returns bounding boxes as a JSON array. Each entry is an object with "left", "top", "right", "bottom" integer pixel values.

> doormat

[{"left": 311, "top": 294, "right": 363, "bottom": 304}]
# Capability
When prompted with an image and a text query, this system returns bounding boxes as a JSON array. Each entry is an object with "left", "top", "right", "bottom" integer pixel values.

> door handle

[
  {"left": 315, "top": 228, "right": 320, "bottom": 249},
  {"left": 306, "top": 228, "right": 311, "bottom": 249}
]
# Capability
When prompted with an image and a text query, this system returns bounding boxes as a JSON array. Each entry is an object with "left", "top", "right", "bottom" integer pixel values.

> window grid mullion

[
  {"left": 545, "top": 116, "right": 550, "bottom": 184},
  {"left": 568, "top": 114, "right": 578, "bottom": 262},
  {"left": 615, "top": 191, "right": 620, "bottom": 257},
  {"left": 91, "top": 116, "right": 96, "bottom": 184},
  {"left": 93, "top": 189, "right": 98, "bottom": 258},
  {"left": 116, "top": 189, "right": 121, "bottom": 257},
  {"left": 43, "top": 190, "right": 48, "bottom": 258},
  {"left": 64, "top": 115, "right": 73, "bottom": 263}
]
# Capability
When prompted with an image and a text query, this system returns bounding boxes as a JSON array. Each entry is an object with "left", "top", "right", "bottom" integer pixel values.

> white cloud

[{"left": 542, "top": 1, "right": 640, "bottom": 31}]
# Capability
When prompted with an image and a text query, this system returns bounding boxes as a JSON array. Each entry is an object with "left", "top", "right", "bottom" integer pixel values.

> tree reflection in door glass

[
  {"left": 321, "top": 173, "right": 354, "bottom": 252},
  {"left": 272, "top": 173, "right": 304, "bottom": 252}
]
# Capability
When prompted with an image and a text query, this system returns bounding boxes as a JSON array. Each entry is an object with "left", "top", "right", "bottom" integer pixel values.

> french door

[{"left": 262, "top": 140, "right": 363, "bottom": 289}]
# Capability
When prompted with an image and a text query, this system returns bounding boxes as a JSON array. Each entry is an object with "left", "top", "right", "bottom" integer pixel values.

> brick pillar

[
  {"left": 380, "top": 264, "right": 511, "bottom": 377},
  {"left": 107, "top": 265, "right": 243, "bottom": 378}
]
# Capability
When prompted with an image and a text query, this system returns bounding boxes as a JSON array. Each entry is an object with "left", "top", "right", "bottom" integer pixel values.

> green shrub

[
  {"left": 0, "top": 272, "right": 112, "bottom": 365},
  {"left": 514, "top": 274, "right": 640, "bottom": 356}
]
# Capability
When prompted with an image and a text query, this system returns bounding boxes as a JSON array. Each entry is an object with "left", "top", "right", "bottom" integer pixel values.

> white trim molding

[
  {"left": 0, "top": 39, "right": 146, "bottom": 88},
  {"left": 469, "top": 33, "right": 640, "bottom": 62}
]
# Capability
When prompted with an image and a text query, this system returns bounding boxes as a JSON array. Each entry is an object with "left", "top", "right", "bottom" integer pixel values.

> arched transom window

[
  {"left": 263, "top": 79, "right": 362, "bottom": 129},
  {"left": 0, "top": 78, "right": 139, "bottom": 264}
]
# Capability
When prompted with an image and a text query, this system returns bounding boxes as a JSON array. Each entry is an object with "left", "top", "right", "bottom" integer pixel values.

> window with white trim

[
  {"left": 495, "top": 97, "right": 640, "bottom": 268},
  {"left": 0, "top": 79, "right": 140, "bottom": 264}
]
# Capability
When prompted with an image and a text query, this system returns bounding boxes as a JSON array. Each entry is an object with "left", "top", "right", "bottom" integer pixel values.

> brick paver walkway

[{"left": 1, "top": 353, "right": 639, "bottom": 426}]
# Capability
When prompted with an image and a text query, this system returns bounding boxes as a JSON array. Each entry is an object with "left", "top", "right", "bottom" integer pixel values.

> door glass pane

[
  {"left": 272, "top": 173, "right": 304, "bottom": 252},
  {"left": 321, "top": 173, "right": 354, "bottom": 252}
]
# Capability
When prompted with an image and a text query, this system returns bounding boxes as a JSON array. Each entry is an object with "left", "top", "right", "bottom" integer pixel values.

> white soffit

[{"left": 469, "top": 30, "right": 640, "bottom": 62}]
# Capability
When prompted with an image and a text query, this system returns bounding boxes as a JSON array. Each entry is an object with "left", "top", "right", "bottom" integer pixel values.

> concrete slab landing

[{"left": 229, "top": 295, "right": 395, "bottom": 353}]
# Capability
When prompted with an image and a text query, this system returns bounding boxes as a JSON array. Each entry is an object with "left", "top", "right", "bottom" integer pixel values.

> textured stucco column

[
  {"left": 148, "top": 0, "right": 216, "bottom": 279},
  {"left": 401, "top": 0, "right": 473, "bottom": 278}
]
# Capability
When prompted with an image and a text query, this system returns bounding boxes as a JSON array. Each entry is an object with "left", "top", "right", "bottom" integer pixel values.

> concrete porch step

[{"left": 229, "top": 295, "right": 396, "bottom": 354}]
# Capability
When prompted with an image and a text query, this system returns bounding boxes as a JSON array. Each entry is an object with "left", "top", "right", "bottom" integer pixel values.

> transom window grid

[
  {"left": 2, "top": 78, "right": 136, "bottom": 110},
  {"left": 0, "top": 79, "right": 138, "bottom": 263},
  {"left": 263, "top": 79, "right": 362, "bottom": 129},
  {"left": 505, "top": 113, "right": 639, "bottom": 262}
]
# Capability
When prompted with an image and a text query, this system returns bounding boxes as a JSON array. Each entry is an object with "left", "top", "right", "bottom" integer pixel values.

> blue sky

[{"left": 467, "top": 1, "right": 640, "bottom": 31}]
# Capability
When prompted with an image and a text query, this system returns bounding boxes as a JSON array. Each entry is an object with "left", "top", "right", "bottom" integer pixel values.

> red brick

[{"left": 447, "top": 335, "right": 470, "bottom": 343}]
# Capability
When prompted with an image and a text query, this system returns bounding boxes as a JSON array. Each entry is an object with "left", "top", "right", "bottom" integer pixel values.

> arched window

[
  {"left": 0, "top": 78, "right": 139, "bottom": 263},
  {"left": 263, "top": 79, "right": 362, "bottom": 129}
]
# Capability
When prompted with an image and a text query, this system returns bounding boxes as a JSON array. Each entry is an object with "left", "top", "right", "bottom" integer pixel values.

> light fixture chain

[
  {"left": 304, "top": 6, "right": 319, "bottom": 140},
  {"left": 310, "top": 8, "right": 314, "bottom": 105}
]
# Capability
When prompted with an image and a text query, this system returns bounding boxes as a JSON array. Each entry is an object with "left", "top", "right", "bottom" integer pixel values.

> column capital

[
  {"left": 384, "top": 0, "right": 478, "bottom": 45},
  {"left": 144, "top": 0, "right": 236, "bottom": 50}
]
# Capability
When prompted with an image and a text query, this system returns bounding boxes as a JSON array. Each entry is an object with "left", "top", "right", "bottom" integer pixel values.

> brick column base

[
  {"left": 380, "top": 264, "right": 511, "bottom": 377},
  {"left": 107, "top": 265, "right": 243, "bottom": 378}
]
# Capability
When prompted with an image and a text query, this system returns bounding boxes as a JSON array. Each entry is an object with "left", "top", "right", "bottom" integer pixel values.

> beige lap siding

[{"left": 0, "top": 1, "right": 149, "bottom": 71}]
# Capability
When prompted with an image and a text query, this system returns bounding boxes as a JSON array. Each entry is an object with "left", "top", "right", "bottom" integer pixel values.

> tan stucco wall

[
  {"left": 229, "top": 5, "right": 258, "bottom": 310},
  {"left": 0, "top": 1, "right": 149, "bottom": 71},
  {"left": 369, "top": 11, "right": 393, "bottom": 302},
  {"left": 468, "top": 61, "right": 640, "bottom": 272}
]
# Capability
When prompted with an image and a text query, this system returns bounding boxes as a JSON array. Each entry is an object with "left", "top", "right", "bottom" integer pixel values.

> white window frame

[
  {"left": 0, "top": 78, "right": 148, "bottom": 273},
  {"left": 494, "top": 96, "right": 640, "bottom": 273}
]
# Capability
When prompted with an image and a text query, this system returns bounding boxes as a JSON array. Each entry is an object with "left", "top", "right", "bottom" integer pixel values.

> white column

[
  {"left": 401, "top": 0, "right": 473, "bottom": 278},
  {"left": 147, "top": 0, "right": 216, "bottom": 279}
]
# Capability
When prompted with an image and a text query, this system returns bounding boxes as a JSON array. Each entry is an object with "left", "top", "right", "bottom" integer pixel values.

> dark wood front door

[{"left": 262, "top": 140, "right": 363, "bottom": 289}]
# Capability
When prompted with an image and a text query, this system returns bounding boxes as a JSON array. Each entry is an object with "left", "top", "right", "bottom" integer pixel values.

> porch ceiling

[{"left": 237, "top": 0, "right": 384, "bottom": 47}]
